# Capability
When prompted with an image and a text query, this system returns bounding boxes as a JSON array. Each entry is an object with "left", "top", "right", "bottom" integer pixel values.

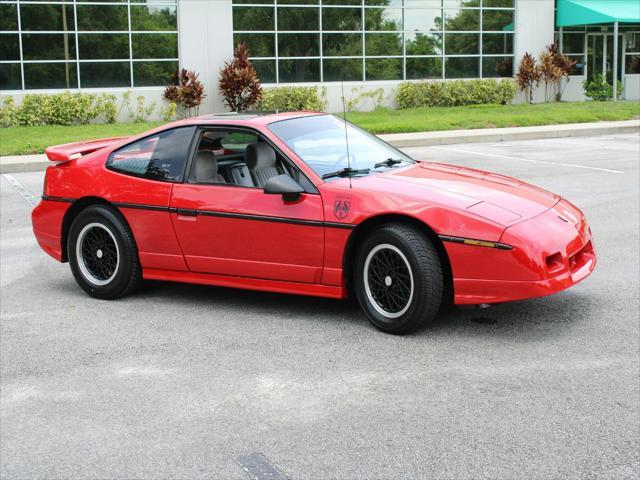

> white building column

[
  {"left": 178, "top": 0, "right": 234, "bottom": 114},
  {"left": 514, "top": 0, "right": 555, "bottom": 102}
]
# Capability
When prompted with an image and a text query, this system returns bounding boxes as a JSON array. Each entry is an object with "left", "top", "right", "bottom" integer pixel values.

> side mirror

[{"left": 263, "top": 174, "right": 305, "bottom": 202}]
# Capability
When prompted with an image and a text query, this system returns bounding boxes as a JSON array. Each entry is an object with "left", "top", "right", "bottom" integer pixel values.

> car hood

[{"left": 366, "top": 162, "right": 560, "bottom": 226}]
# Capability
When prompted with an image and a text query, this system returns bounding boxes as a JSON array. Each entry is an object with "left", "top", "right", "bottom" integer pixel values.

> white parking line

[
  {"left": 2, "top": 174, "right": 39, "bottom": 207},
  {"left": 431, "top": 146, "right": 624, "bottom": 174}
]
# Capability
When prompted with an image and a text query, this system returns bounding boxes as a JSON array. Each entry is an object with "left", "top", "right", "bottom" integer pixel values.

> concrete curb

[
  {"left": 2, "top": 120, "right": 639, "bottom": 174},
  {"left": 379, "top": 119, "right": 640, "bottom": 148}
]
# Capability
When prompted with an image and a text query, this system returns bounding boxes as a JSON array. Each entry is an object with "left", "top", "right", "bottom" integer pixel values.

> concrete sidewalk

[{"left": 1, "top": 119, "right": 638, "bottom": 174}]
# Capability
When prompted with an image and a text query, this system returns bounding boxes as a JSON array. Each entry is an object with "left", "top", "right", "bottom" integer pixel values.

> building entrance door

[{"left": 587, "top": 33, "right": 623, "bottom": 84}]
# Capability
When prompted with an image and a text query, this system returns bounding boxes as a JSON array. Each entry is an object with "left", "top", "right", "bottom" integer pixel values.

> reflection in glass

[
  {"left": 366, "top": 33, "right": 402, "bottom": 56},
  {"left": 0, "top": 4, "right": 18, "bottom": 31},
  {"left": 80, "top": 62, "right": 131, "bottom": 88},
  {"left": 22, "top": 34, "right": 77, "bottom": 61},
  {"left": 133, "top": 61, "right": 178, "bottom": 87},
  {"left": 569, "top": 55, "right": 586, "bottom": 75},
  {"left": 233, "top": 7, "right": 274, "bottom": 31},
  {"left": 406, "top": 33, "right": 442, "bottom": 55},
  {"left": 79, "top": 34, "right": 129, "bottom": 60},
  {"left": 251, "top": 59, "right": 277, "bottom": 83},
  {"left": 483, "top": 33, "right": 513, "bottom": 55},
  {"left": 76, "top": 5, "right": 128, "bottom": 31},
  {"left": 625, "top": 55, "right": 640, "bottom": 74},
  {"left": 323, "top": 58, "right": 362, "bottom": 81},
  {"left": 0, "top": 34, "right": 20, "bottom": 61},
  {"left": 482, "top": 9, "right": 513, "bottom": 31},
  {"left": 323, "top": 33, "right": 362, "bottom": 57},
  {"left": 483, "top": 0, "right": 514, "bottom": 8},
  {"left": 132, "top": 33, "right": 178, "bottom": 59},
  {"left": 365, "top": 8, "right": 402, "bottom": 31},
  {"left": 234, "top": 33, "right": 275, "bottom": 58},
  {"left": 130, "top": 5, "right": 177, "bottom": 31},
  {"left": 279, "top": 59, "right": 320, "bottom": 82},
  {"left": 366, "top": 58, "right": 402, "bottom": 80},
  {"left": 278, "top": 7, "right": 319, "bottom": 31},
  {"left": 278, "top": 33, "right": 320, "bottom": 57},
  {"left": 0, "top": 63, "right": 21, "bottom": 90},
  {"left": 20, "top": 4, "right": 75, "bottom": 32},
  {"left": 404, "top": 9, "right": 441, "bottom": 33},
  {"left": 406, "top": 57, "right": 442, "bottom": 79},
  {"left": 482, "top": 56, "right": 512, "bottom": 77},
  {"left": 443, "top": 1, "right": 480, "bottom": 8},
  {"left": 323, "top": 7, "right": 362, "bottom": 31},
  {"left": 445, "top": 33, "right": 479, "bottom": 54},
  {"left": 562, "top": 33, "right": 584, "bottom": 53},
  {"left": 24, "top": 62, "right": 78, "bottom": 89},
  {"left": 445, "top": 56, "right": 479, "bottom": 78},
  {"left": 444, "top": 8, "right": 479, "bottom": 31}
]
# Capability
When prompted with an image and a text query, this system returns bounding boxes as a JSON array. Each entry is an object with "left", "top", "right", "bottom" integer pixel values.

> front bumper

[{"left": 450, "top": 200, "right": 596, "bottom": 305}]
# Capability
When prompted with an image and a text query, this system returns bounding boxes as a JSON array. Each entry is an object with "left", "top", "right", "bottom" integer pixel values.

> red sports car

[{"left": 32, "top": 112, "right": 596, "bottom": 334}]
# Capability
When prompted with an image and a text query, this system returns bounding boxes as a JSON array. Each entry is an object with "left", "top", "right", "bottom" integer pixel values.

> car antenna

[{"left": 340, "top": 59, "right": 352, "bottom": 189}]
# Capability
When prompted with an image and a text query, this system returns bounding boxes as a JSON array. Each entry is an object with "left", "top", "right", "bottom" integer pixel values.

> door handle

[{"left": 176, "top": 208, "right": 197, "bottom": 217}]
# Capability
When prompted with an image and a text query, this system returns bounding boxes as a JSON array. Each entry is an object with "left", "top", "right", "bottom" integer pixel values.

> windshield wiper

[
  {"left": 374, "top": 158, "right": 413, "bottom": 169},
  {"left": 322, "top": 167, "right": 370, "bottom": 180}
]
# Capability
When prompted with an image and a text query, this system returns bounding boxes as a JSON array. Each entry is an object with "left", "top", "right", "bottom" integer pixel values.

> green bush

[
  {"left": 4, "top": 92, "right": 117, "bottom": 127},
  {"left": 259, "top": 86, "right": 327, "bottom": 112},
  {"left": 582, "top": 74, "right": 624, "bottom": 101},
  {"left": 396, "top": 79, "right": 516, "bottom": 109},
  {"left": 0, "top": 96, "right": 16, "bottom": 127}
]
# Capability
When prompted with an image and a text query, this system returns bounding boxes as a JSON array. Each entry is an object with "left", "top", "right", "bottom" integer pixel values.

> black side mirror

[{"left": 263, "top": 174, "right": 305, "bottom": 202}]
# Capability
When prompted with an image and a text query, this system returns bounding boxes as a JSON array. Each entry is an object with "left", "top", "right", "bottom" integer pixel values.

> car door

[{"left": 170, "top": 128, "right": 325, "bottom": 284}]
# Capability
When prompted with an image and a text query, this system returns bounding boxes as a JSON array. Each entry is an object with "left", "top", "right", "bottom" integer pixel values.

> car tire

[
  {"left": 354, "top": 223, "right": 443, "bottom": 334},
  {"left": 67, "top": 204, "right": 141, "bottom": 299}
]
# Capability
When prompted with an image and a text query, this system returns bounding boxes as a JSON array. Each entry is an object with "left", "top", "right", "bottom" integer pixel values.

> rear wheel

[
  {"left": 354, "top": 224, "right": 443, "bottom": 334},
  {"left": 68, "top": 205, "right": 141, "bottom": 299}
]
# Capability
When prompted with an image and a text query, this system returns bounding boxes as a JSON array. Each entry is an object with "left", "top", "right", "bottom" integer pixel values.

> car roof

[{"left": 180, "top": 110, "right": 326, "bottom": 128}]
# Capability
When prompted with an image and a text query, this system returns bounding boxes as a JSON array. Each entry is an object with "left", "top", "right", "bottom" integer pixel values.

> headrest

[
  {"left": 194, "top": 150, "right": 218, "bottom": 183},
  {"left": 245, "top": 143, "right": 276, "bottom": 170}
]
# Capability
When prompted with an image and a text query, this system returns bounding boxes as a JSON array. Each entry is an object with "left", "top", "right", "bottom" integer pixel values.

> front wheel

[
  {"left": 68, "top": 204, "right": 141, "bottom": 299},
  {"left": 354, "top": 224, "right": 443, "bottom": 334}
]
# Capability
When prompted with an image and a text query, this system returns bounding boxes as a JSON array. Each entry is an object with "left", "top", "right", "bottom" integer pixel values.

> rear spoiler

[{"left": 45, "top": 136, "right": 129, "bottom": 162}]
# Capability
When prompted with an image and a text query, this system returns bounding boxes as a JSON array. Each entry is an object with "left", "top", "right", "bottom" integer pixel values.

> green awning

[
  {"left": 556, "top": 0, "right": 640, "bottom": 27},
  {"left": 502, "top": 22, "right": 513, "bottom": 32}
]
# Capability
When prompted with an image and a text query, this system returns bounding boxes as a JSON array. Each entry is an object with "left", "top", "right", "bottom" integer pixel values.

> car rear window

[{"left": 107, "top": 126, "right": 196, "bottom": 182}]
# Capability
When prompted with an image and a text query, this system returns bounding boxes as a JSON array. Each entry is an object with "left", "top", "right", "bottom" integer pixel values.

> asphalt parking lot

[{"left": 1, "top": 133, "right": 639, "bottom": 479}]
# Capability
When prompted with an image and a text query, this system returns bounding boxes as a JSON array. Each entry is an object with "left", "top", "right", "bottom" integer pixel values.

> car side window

[{"left": 107, "top": 127, "right": 196, "bottom": 182}]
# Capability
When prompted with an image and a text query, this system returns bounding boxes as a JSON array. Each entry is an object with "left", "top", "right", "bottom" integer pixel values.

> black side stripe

[
  {"left": 42, "top": 196, "right": 355, "bottom": 230},
  {"left": 439, "top": 234, "right": 513, "bottom": 250},
  {"left": 113, "top": 202, "right": 168, "bottom": 212},
  {"left": 41, "top": 195, "right": 75, "bottom": 203}
]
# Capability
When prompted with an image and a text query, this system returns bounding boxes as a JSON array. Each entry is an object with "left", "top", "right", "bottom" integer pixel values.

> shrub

[
  {"left": 539, "top": 43, "right": 577, "bottom": 102},
  {"left": 11, "top": 93, "right": 106, "bottom": 126},
  {"left": 395, "top": 79, "right": 515, "bottom": 109},
  {"left": 98, "top": 94, "right": 118, "bottom": 123},
  {"left": 259, "top": 86, "right": 327, "bottom": 112},
  {"left": 0, "top": 96, "right": 16, "bottom": 127},
  {"left": 583, "top": 74, "right": 624, "bottom": 101},
  {"left": 218, "top": 43, "right": 262, "bottom": 112},
  {"left": 159, "top": 101, "right": 177, "bottom": 122},
  {"left": 345, "top": 87, "right": 385, "bottom": 112},
  {"left": 516, "top": 53, "right": 542, "bottom": 104},
  {"left": 164, "top": 68, "right": 206, "bottom": 118}
]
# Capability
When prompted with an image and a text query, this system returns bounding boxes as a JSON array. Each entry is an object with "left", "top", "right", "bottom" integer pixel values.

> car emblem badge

[{"left": 334, "top": 198, "right": 351, "bottom": 219}]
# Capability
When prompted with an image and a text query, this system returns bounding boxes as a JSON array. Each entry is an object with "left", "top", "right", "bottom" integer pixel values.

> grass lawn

[
  {"left": 0, "top": 122, "right": 162, "bottom": 156},
  {"left": 346, "top": 101, "right": 640, "bottom": 134},
  {"left": 1, "top": 101, "right": 638, "bottom": 156}
]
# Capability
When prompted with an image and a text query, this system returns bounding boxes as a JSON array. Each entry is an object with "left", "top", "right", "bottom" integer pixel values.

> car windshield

[{"left": 267, "top": 114, "right": 414, "bottom": 180}]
